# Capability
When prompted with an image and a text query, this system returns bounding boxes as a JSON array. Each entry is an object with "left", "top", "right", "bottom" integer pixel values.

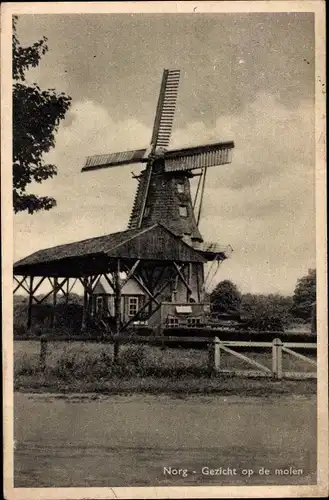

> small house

[{"left": 91, "top": 276, "right": 145, "bottom": 324}]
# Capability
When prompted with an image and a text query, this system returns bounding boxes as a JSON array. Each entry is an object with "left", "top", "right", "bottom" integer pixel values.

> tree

[
  {"left": 240, "top": 293, "right": 294, "bottom": 331},
  {"left": 292, "top": 268, "right": 316, "bottom": 321},
  {"left": 13, "top": 16, "right": 71, "bottom": 214},
  {"left": 210, "top": 280, "right": 242, "bottom": 315}
]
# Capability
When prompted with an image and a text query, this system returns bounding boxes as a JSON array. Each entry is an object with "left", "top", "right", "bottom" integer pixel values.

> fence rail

[{"left": 16, "top": 334, "right": 317, "bottom": 380}]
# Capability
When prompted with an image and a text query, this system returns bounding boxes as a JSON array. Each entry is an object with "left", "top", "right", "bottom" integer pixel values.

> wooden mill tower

[{"left": 82, "top": 69, "right": 234, "bottom": 303}]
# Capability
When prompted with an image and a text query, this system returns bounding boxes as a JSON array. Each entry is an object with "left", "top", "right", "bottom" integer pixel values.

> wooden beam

[
  {"left": 196, "top": 166, "right": 208, "bottom": 226},
  {"left": 54, "top": 277, "right": 69, "bottom": 296},
  {"left": 51, "top": 277, "right": 58, "bottom": 329},
  {"left": 90, "top": 275, "right": 101, "bottom": 289},
  {"left": 113, "top": 260, "right": 121, "bottom": 361},
  {"left": 282, "top": 346, "right": 317, "bottom": 367},
  {"left": 121, "top": 260, "right": 140, "bottom": 289},
  {"left": 31, "top": 276, "right": 47, "bottom": 296},
  {"left": 91, "top": 274, "right": 102, "bottom": 292},
  {"left": 37, "top": 278, "right": 68, "bottom": 304},
  {"left": 81, "top": 277, "right": 89, "bottom": 333},
  {"left": 196, "top": 264, "right": 201, "bottom": 302},
  {"left": 27, "top": 276, "right": 34, "bottom": 330},
  {"left": 13, "top": 276, "right": 30, "bottom": 295},
  {"left": 68, "top": 278, "right": 77, "bottom": 294},
  {"left": 187, "top": 263, "right": 192, "bottom": 301},
  {"left": 65, "top": 279, "right": 70, "bottom": 304},
  {"left": 114, "top": 260, "right": 122, "bottom": 334},
  {"left": 173, "top": 262, "right": 192, "bottom": 294},
  {"left": 193, "top": 167, "right": 203, "bottom": 209},
  {"left": 219, "top": 343, "right": 272, "bottom": 373},
  {"left": 126, "top": 271, "right": 160, "bottom": 306},
  {"left": 102, "top": 273, "right": 116, "bottom": 293},
  {"left": 77, "top": 277, "right": 94, "bottom": 294}
]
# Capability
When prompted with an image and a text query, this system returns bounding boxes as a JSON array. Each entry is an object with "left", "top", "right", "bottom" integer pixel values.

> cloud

[{"left": 14, "top": 92, "right": 315, "bottom": 295}]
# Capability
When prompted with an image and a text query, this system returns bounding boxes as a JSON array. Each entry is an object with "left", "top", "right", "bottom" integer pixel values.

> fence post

[
  {"left": 208, "top": 337, "right": 220, "bottom": 373},
  {"left": 272, "top": 338, "right": 283, "bottom": 380},
  {"left": 39, "top": 334, "right": 48, "bottom": 372},
  {"left": 113, "top": 339, "right": 120, "bottom": 363}
]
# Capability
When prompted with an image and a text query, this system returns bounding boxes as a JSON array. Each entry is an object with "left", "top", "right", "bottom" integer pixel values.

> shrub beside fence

[{"left": 19, "top": 334, "right": 317, "bottom": 380}]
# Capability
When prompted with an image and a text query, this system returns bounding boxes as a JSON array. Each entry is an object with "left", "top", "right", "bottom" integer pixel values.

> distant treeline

[{"left": 209, "top": 269, "right": 316, "bottom": 331}]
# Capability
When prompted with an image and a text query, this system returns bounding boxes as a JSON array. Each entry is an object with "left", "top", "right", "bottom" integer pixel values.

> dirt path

[{"left": 14, "top": 393, "right": 316, "bottom": 487}]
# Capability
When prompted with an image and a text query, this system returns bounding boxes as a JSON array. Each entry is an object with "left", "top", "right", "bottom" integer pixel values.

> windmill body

[{"left": 82, "top": 69, "right": 234, "bottom": 306}]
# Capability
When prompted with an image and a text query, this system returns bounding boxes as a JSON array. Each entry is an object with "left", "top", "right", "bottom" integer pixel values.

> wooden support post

[
  {"left": 196, "top": 264, "right": 201, "bottom": 303},
  {"left": 51, "top": 277, "right": 58, "bottom": 329},
  {"left": 272, "top": 338, "right": 277, "bottom": 377},
  {"left": 113, "top": 259, "right": 121, "bottom": 362},
  {"left": 159, "top": 303, "right": 165, "bottom": 349},
  {"left": 81, "top": 277, "right": 89, "bottom": 333},
  {"left": 200, "top": 263, "right": 205, "bottom": 302},
  {"left": 39, "top": 334, "right": 48, "bottom": 371},
  {"left": 208, "top": 337, "right": 220, "bottom": 374},
  {"left": 27, "top": 276, "right": 34, "bottom": 330},
  {"left": 65, "top": 279, "right": 69, "bottom": 305},
  {"left": 147, "top": 272, "right": 154, "bottom": 317},
  {"left": 272, "top": 338, "right": 283, "bottom": 379},
  {"left": 187, "top": 263, "right": 192, "bottom": 302}
]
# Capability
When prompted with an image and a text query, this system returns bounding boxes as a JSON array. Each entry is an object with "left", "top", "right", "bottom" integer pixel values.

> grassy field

[{"left": 14, "top": 340, "right": 317, "bottom": 395}]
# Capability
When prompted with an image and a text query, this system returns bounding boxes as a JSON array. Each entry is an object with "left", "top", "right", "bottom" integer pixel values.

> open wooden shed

[{"left": 13, "top": 223, "right": 207, "bottom": 333}]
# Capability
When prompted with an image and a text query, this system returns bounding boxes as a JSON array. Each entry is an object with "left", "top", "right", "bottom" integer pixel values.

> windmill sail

[
  {"left": 150, "top": 69, "right": 180, "bottom": 150},
  {"left": 82, "top": 149, "right": 147, "bottom": 172},
  {"left": 129, "top": 69, "right": 181, "bottom": 229},
  {"left": 164, "top": 141, "right": 234, "bottom": 172}
]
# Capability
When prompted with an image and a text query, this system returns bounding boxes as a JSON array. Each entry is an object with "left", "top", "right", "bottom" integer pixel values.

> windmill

[{"left": 82, "top": 69, "right": 234, "bottom": 303}]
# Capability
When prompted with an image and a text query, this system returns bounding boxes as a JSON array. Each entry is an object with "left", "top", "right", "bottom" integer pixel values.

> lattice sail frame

[
  {"left": 82, "top": 68, "right": 234, "bottom": 175},
  {"left": 150, "top": 69, "right": 181, "bottom": 150},
  {"left": 164, "top": 141, "right": 234, "bottom": 172}
]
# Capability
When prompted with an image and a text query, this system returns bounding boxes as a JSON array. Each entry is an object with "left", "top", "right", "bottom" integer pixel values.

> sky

[{"left": 13, "top": 12, "right": 316, "bottom": 295}]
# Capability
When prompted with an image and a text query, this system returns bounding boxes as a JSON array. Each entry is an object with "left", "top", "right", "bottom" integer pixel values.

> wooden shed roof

[{"left": 13, "top": 223, "right": 206, "bottom": 277}]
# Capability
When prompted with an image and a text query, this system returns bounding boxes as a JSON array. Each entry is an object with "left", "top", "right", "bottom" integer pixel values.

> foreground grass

[
  {"left": 15, "top": 373, "right": 317, "bottom": 396},
  {"left": 14, "top": 341, "right": 317, "bottom": 395}
]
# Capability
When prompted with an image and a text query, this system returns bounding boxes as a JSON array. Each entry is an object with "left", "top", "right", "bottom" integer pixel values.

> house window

[
  {"left": 107, "top": 296, "right": 114, "bottom": 315},
  {"left": 167, "top": 317, "right": 179, "bottom": 328},
  {"left": 187, "top": 317, "right": 202, "bottom": 328},
  {"left": 96, "top": 296, "right": 103, "bottom": 314},
  {"left": 179, "top": 205, "right": 188, "bottom": 217},
  {"left": 128, "top": 297, "right": 139, "bottom": 316},
  {"left": 177, "top": 182, "right": 184, "bottom": 194}
]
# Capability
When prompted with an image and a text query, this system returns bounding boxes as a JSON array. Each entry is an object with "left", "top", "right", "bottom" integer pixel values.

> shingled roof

[{"left": 13, "top": 223, "right": 206, "bottom": 277}]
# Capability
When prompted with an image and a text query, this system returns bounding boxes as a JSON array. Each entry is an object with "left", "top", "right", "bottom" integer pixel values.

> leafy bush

[
  {"left": 240, "top": 293, "right": 294, "bottom": 331},
  {"left": 210, "top": 280, "right": 242, "bottom": 315},
  {"left": 292, "top": 269, "right": 316, "bottom": 321}
]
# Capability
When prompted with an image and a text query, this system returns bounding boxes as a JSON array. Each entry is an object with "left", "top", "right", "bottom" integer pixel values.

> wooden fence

[
  {"left": 20, "top": 334, "right": 317, "bottom": 380},
  {"left": 208, "top": 337, "right": 316, "bottom": 380}
]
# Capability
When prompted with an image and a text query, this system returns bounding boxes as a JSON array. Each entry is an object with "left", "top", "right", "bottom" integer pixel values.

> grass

[{"left": 14, "top": 340, "right": 317, "bottom": 395}]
